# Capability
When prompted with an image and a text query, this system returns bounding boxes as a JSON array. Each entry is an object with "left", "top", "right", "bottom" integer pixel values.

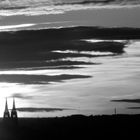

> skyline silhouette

[{"left": 0, "top": 1, "right": 140, "bottom": 135}]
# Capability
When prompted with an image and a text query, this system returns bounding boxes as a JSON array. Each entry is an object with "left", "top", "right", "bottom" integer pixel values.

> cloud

[
  {"left": 1, "top": 0, "right": 140, "bottom": 7},
  {"left": 0, "top": 60, "right": 94, "bottom": 70},
  {"left": 0, "top": 24, "right": 35, "bottom": 31},
  {"left": 16, "top": 107, "right": 68, "bottom": 112},
  {"left": 111, "top": 99, "right": 140, "bottom": 103},
  {"left": 1, "top": 0, "right": 140, "bottom": 16},
  {"left": 112, "top": 98, "right": 140, "bottom": 111},
  {"left": 53, "top": 0, "right": 140, "bottom": 6},
  {"left": 0, "top": 74, "right": 92, "bottom": 85},
  {"left": 10, "top": 93, "right": 33, "bottom": 99},
  {"left": 0, "top": 27, "right": 127, "bottom": 62},
  {"left": 127, "top": 107, "right": 140, "bottom": 109}
]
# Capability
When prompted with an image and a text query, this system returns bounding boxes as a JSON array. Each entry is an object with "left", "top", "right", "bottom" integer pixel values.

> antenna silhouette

[{"left": 114, "top": 108, "right": 117, "bottom": 115}]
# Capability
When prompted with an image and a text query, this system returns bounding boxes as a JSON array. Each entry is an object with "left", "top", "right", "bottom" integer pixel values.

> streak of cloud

[
  {"left": 17, "top": 107, "right": 68, "bottom": 112},
  {"left": 127, "top": 107, "right": 140, "bottom": 109},
  {"left": 1, "top": 0, "right": 140, "bottom": 16},
  {"left": 111, "top": 99, "right": 140, "bottom": 103},
  {"left": 0, "top": 74, "right": 92, "bottom": 85},
  {"left": 10, "top": 93, "right": 33, "bottom": 99}
]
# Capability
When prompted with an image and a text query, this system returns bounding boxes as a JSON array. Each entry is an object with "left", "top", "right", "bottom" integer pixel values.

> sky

[
  {"left": 0, "top": 31, "right": 139, "bottom": 117},
  {"left": 0, "top": 0, "right": 140, "bottom": 29},
  {"left": 0, "top": 0, "right": 140, "bottom": 117},
  {"left": 1, "top": 0, "right": 140, "bottom": 7}
]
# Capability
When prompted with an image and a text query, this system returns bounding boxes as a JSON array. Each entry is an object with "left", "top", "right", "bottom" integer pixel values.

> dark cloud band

[
  {"left": 111, "top": 99, "right": 140, "bottom": 103},
  {"left": 0, "top": 74, "right": 92, "bottom": 85},
  {"left": 16, "top": 107, "right": 68, "bottom": 112}
]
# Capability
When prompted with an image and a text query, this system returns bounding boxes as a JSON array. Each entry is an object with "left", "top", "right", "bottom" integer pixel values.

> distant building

[
  {"left": 11, "top": 98, "right": 18, "bottom": 123},
  {"left": 3, "top": 98, "right": 10, "bottom": 120},
  {"left": 3, "top": 98, "right": 18, "bottom": 125}
]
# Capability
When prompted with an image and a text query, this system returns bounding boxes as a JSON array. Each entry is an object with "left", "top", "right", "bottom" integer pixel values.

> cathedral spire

[
  {"left": 5, "top": 98, "right": 8, "bottom": 112},
  {"left": 3, "top": 98, "right": 10, "bottom": 119},
  {"left": 11, "top": 98, "right": 18, "bottom": 122},
  {"left": 12, "top": 98, "right": 16, "bottom": 110}
]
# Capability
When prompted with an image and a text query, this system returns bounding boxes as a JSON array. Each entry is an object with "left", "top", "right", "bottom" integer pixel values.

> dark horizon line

[
  {"left": 2, "top": 25, "right": 140, "bottom": 33},
  {"left": 1, "top": 113, "right": 140, "bottom": 119}
]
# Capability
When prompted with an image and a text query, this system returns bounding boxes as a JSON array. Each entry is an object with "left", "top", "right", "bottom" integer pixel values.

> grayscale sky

[{"left": 0, "top": 0, "right": 140, "bottom": 117}]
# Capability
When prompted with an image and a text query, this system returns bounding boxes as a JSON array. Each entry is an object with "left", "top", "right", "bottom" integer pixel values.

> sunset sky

[
  {"left": 0, "top": 0, "right": 140, "bottom": 29},
  {"left": 0, "top": 0, "right": 140, "bottom": 117}
]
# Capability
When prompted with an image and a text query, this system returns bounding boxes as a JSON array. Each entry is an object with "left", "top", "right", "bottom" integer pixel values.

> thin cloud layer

[
  {"left": 17, "top": 107, "right": 67, "bottom": 112},
  {"left": 55, "top": 0, "right": 140, "bottom": 5},
  {"left": 112, "top": 99, "right": 140, "bottom": 110},
  {"left": 127, "top": 107, "right": 140, "bottom": 109},
  {"left": 1, "top": 0, "right": 140, "bottom": 16},
  {"left": 0, "top": 74, "right": 92, "bottom": 84},
  {"left": 10, "top": 93, "right": 33, "bottom": 99},
  {"left": 0, "top": 60, "right": 94, "bottom": 70},
  {"left": 111, "top": 99, "right": 140, "bottom": 103},
  {"left": 1, "top": 0, "right": 140, "bottom": 7}
]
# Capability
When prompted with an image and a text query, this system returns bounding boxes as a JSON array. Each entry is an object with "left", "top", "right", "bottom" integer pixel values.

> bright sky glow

[{"left": 0, "top": 41, "right": 140, "bottom": 117}]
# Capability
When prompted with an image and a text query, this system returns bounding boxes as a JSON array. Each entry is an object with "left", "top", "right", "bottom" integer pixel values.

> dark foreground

[{"left": 0, "top": 114, "right": 140, "bottom": 140}]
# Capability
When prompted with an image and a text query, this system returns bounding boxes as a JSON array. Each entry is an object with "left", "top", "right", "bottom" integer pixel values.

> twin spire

[
  {"left": 3, "top": 98, "right": 18, "bottom": 122},
  {"left": 3, "top": 98, "right": 10, "bottom": 118}
]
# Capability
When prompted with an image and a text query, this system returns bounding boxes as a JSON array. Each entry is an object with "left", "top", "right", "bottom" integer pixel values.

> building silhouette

[
  {"left": 3, "top": 98, "right": 18, "bottom": 125},
  {"left": 11, "top": 98, "right": 18, "bottom": 122},
  {"left": 3, "top": 98, "right": 10, "bottom": 120}
]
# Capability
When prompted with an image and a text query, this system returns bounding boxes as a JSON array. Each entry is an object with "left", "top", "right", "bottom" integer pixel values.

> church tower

[
  {"left": 3, "top": 98, "right": 10, "bottom": 119},
  {"left": 11, "top": 98, "right": 18, "bottom": 122}
]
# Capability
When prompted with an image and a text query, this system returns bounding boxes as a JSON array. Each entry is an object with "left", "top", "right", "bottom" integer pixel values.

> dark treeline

[{"left": 0, "top": 114, "right": 140, "bottom": 140}]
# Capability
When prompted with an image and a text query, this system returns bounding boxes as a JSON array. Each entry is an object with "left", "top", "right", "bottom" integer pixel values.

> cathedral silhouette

[{"left": 3, "top": 98, "right": 18, "bottom": 124}]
